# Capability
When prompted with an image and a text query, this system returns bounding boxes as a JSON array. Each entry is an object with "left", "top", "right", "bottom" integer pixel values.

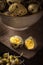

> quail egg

[
  {"left": 8, "top": 3, "right": 27, "bottom": 16},
  {"left": 0, "top": 1, "right": 5, "bottom": 11},
  {"left": 10, "top": 35, "right": 24, "bottom": 48},
  {"left": 25, "top": 36, "right": 37, "bottom": 50},
  {"left": 7, "top": 0, "right": 22, "bottom": 5},
  {"left": 28, "top": 3, "right": 39, "bottom": 14}
]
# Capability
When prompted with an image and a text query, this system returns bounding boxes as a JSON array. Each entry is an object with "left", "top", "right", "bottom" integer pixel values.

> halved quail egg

[
  {"left": 25, "top": 36, "right": 37, "bottom": 50},
  {"left": 10, "top": 35, "right": 24, "bottom": 48},
  {"left": 8, "top": 3, "right": 27, "bottom": 16},
  {"left": 28, "top": 3, "right": 39, "bottom": 14}
]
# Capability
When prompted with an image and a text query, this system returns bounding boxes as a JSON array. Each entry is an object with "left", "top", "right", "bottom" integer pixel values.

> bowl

[{"left": 0, "top": 11, "right": 43, "bottom": 31}]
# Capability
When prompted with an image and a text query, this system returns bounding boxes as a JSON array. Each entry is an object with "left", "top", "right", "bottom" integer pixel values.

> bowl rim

[{"left": 0, "top": 10, "right": 43, "bottom": 18}]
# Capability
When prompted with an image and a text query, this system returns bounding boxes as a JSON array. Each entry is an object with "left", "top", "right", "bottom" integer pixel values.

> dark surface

[
  {"left": 0, "top": 15, "right": 43, "bottom": 59},
  {"left": 0, "top": 42, "right": 43, "bottom": 65}
]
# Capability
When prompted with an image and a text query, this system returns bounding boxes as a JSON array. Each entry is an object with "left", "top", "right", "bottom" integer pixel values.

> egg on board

[
  {"left": 25, "top": 36, "right": 37, "bottom": 50},
  {"left": 10, "top": 35, "right": 24, "bottom": 48}
]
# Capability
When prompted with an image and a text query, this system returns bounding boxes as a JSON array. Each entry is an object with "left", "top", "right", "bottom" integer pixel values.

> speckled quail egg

[
  {"left": 10, "top": 35, "right": 24, "bottom": 48},
  {"left": 25, "top": 36, "right": 37, "bottom": 50},
  {"left": 0, "top": 1, "right": 5, "bottom": 11},
  {"left": 7, "top": 0, "right": 22, "bottom": 5},
  {"left": 28, "top": 3, "right": 39, "bottom": 14},
  {"left": 8, "top": 3, "right": 27, "bottom": 16}
]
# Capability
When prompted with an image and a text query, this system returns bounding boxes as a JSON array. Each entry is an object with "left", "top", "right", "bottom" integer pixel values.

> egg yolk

[
  {"left": 10, "top": 36, "right": 21, "bottom": 44},
  {"left": 25, "top": 38, "right": 35, "bottom": 50}
]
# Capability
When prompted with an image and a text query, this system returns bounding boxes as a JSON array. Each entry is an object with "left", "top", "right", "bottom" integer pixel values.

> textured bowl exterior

[{"left": 0, "top": 11, "right": 43, "bottom": 30}]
